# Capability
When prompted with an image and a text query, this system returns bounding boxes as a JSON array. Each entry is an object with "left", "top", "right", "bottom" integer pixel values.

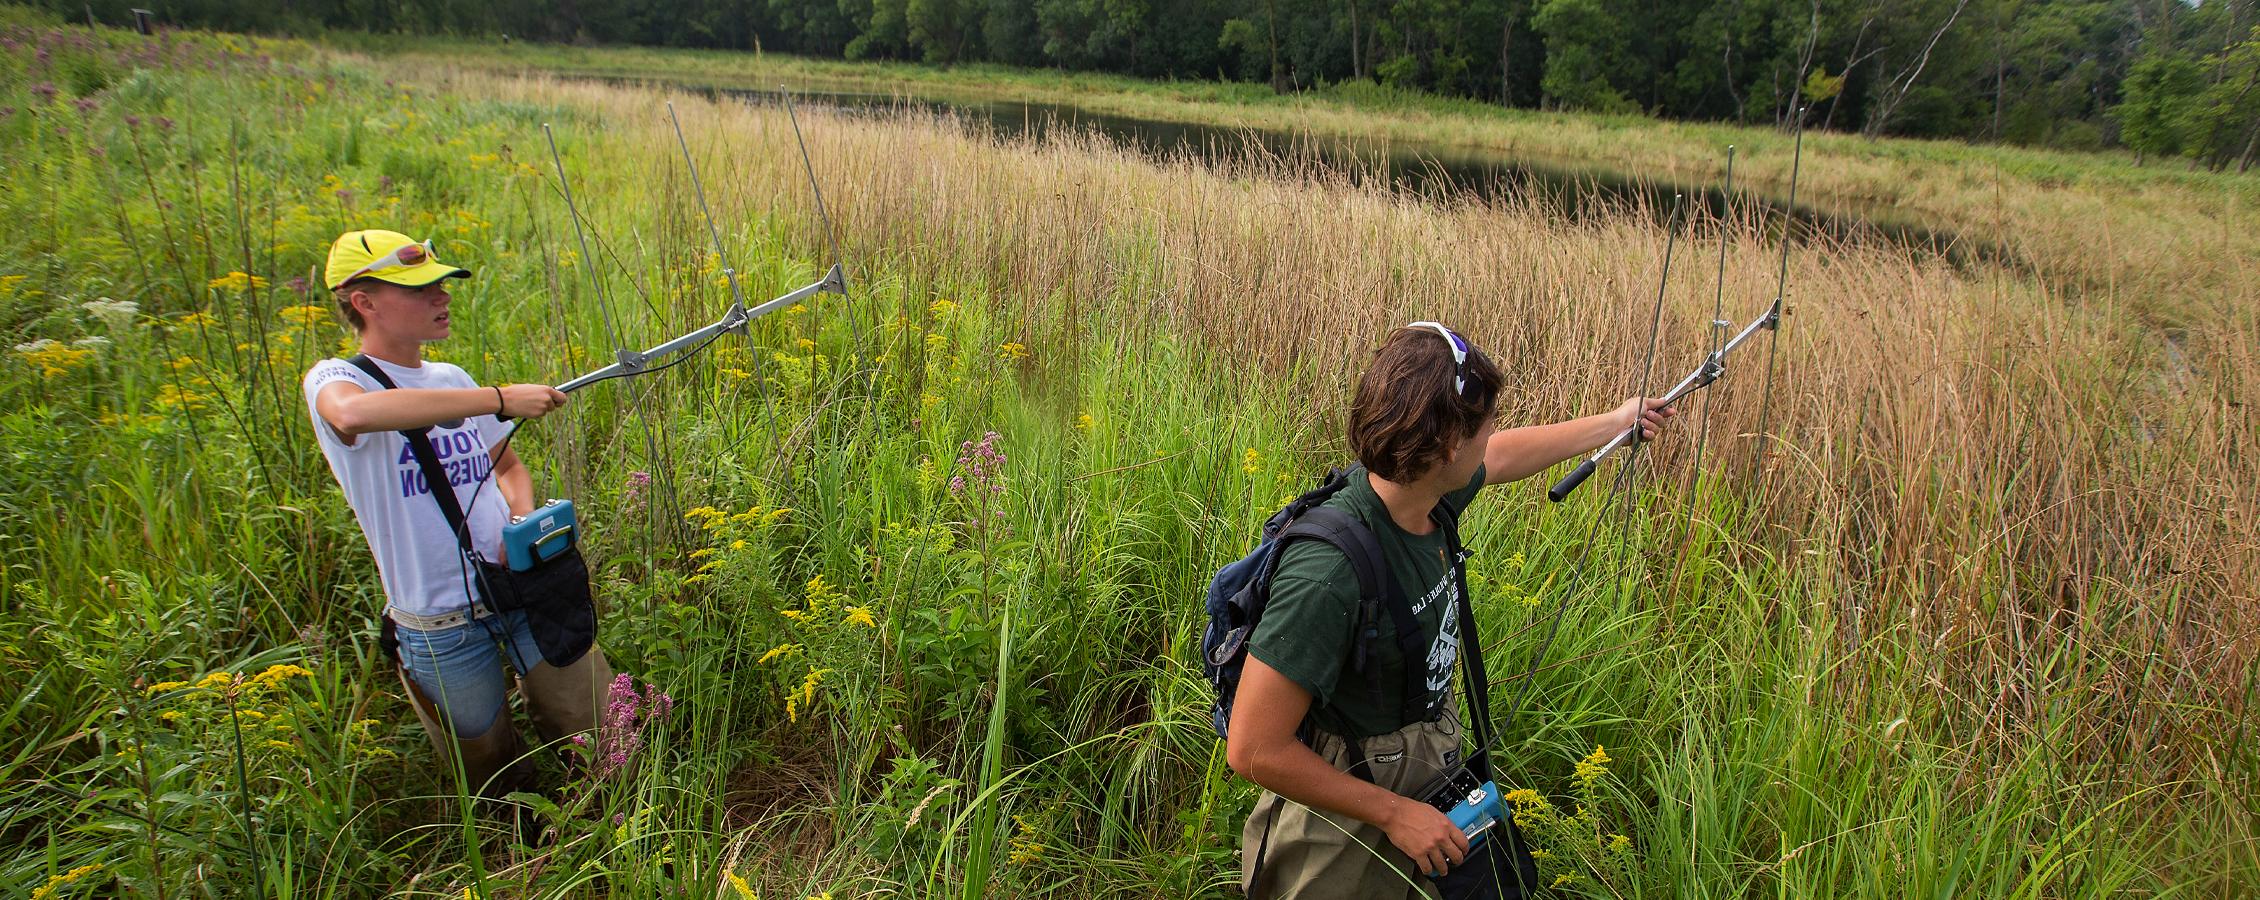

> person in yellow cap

[{"left": 303, "top": 229, "right": 612, "bottom": 802}]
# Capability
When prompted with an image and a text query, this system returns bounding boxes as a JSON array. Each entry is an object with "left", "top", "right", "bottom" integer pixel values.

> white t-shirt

[{"left": 303, "top": 356, "right": 511, "bottom": 617}]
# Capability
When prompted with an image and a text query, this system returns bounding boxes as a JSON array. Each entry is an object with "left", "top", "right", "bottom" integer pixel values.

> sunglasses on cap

[
  {"left": 345, "top": 238, "right": 436, "bottom": 283},
  {"left": 1407, "top": 321, "right": 1473, "bottom": 398}
]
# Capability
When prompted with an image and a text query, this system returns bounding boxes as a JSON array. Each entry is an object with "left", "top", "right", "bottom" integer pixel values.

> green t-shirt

[{"left": 1247, "top": 466, "right": 1486, "bottom": 739}]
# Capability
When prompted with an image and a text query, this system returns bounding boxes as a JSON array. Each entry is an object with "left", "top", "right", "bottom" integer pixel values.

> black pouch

[
  {"left": 1434, "top": 821, "right": 1543, "bottom": 900},
  {"left": 476, "top": 545, "right": 596, "bottom": 668}
]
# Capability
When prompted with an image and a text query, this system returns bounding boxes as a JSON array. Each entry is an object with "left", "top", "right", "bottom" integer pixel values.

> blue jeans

[{"left": 392, "top": 608, "right": 547, "bottom": 738}]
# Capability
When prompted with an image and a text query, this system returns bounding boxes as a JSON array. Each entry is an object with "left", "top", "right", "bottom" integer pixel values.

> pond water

[{"left": 692, "top": 83, "right": 2010, "bottom": 272}]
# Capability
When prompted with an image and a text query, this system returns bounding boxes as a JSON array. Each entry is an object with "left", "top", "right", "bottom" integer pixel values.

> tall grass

[{"left": 0, "top": 19, "right": 2252, "bottom": 898}]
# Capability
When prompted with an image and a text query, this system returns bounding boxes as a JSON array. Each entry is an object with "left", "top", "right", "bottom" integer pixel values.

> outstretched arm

[
  {"left": 1483, "top": 396, "right": 1677, "bottom": 485},
  {"left": 314, "top": 381, "right": 568, "bottom": 445}
]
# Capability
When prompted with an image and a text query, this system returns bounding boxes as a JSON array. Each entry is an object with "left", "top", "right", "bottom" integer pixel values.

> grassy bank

[
  {"left": 358, "top": 34, "right": 2260, "bottom": 329},
  {"left": 2, "top": 17, "right": 2254, "bottom": 899}
]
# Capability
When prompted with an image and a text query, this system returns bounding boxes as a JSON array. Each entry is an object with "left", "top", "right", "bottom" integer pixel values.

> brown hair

[
  {"left": 331, "top": 279, "right": 369, "bottom": 332},
  {"left": 1348, "top": 326, "right": 1504, "bottom": 482}
]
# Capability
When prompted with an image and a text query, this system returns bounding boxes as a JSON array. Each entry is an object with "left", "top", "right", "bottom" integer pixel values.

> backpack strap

[{"left": 343, "top": 355, "right": 480, "bottom": 563}]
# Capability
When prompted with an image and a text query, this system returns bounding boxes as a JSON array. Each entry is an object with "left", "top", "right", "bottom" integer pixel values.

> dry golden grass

[
  {"left": 406, "top": 62, "right": 2256, "bottom": 788},
  {"left": 398, "top": 40, "right": 2260, "bottom": 334}
]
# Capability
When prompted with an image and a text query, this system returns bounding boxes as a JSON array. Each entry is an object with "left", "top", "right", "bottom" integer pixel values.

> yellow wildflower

[
  {"left": 843, "top": 606, "right": 877, "bottom": 628},
  {"left": 722, "top": 367, "right": 751, "bottom": 380},
  {"left": 1552, "top": 874, "right": 1578, "bottom": 887},
  {"left": 689, "top": 548, "right": 717, "bottom": 559},
  {"left": 175, "top": 310, "right": 219, "bottom": 328},
  {"left": 1609, "top": 833, "right": 1631, "bottom": 853},
  {"left": 796, "top": 338, "right": 816, "bottom": 352},
  {"left": 29, "top": 864, "right": 103, "bottom": 900},
  {"left": 779, "top": 608, "right": 810, "bottom": 624},
  {"left": 265, "top": 739, "right": 295, "bottom": 751},
  {"left": 157, "top": 710, "right": 186, "bottom": 724},
  {"left": 13, "top": 340, "right": 94, "bottom": 378},
  {"left": 727, "top": 872, "right": 758, "bottom": 899},
  {"left": 730, "top": 539, "right": 748, "bottom": 551},
  {"left": 1573, "top": 744, "right": 1612, "bottom": 792},
  {"left": 786, "top": 303, "right": 807, "bottom": 315},
  {"left": 998, "top": 341, "right": 1029, "bottom": 362},
  {"left": 928, "top": 298, "right": 958, "bottom": 316},
  {"left": 1075, "top": 412, "right": 1093, "bottom": 431},
  {"left": 765, "top": 508, "right": 792, "bottom": 523},
  {"left": 797, "top": 668, "right": 829, "bottom": 707},
  {"left": 784, "top": 697, "right": 798, "bottom": 723},
  {"left": 278, "top": 304, "right": 331, "bottom": 329},
  {"left": 155, "top": 383, "right": 212, "bottom": 413},
  {"left": 165, "top": 356, "right": 197, "bottom": 372},
  {"left": 144, "top": 680, "right": 188, "bottom": 695},
  {"left": 250, "top": 664, "right": 312, "bottom": 689},
  {"left": 206, "top": 271, "right": 269, "bottom": 292},
  {"left": 196, "top": 672, "right": 237, "bottom": 690},
  {"left": 1242, "top": 448, "right": 1263, "bottom": 475},
  {"left": 758, "top": 644, "right": 801, "bottom": 665}
]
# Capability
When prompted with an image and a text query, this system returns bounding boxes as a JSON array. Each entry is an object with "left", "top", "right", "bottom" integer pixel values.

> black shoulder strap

[
  {"left": 1434, "top": 508, "right": 1496, "bottom": 776},
  {"left": 344, "top": 355, "right": 478, "bottom": 559},
  {"left": 1277, "top": 506, "right": 1402, "bottom": 668}
]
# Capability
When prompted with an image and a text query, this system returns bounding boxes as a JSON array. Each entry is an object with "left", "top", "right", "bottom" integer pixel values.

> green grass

[{"left": 1, "top": 17, "right": 2251, "bottom": 900}]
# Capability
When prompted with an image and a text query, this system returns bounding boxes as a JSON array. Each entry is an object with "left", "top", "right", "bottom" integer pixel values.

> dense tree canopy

[{"left": 48, "top": 0, "right": 2260, "bottom": 165}]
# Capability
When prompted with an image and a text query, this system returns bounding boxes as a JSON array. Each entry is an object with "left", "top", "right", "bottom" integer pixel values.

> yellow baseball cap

[{"left": 324, "top": 229, "right": 471, "bottom": 289}]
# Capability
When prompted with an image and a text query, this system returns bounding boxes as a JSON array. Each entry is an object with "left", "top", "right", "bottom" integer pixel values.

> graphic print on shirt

[
  {"left": 395, "top": 424, "right": 493, "bottom": 500},
  {"left": 1413, "top": 567, "right": 1461, "bottom": 692}
]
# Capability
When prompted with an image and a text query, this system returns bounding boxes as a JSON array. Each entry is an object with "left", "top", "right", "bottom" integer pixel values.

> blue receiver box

[
  {"left": 1448, "top": 781, "right": 1505, "bottom": 849},
  {"left": 502, "top": 499, "right": 576, "bottom": 571}
]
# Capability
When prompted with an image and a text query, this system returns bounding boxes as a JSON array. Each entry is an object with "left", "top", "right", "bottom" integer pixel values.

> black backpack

[{"left": 1201, "top": 466, "right": 1433, "bottom": 739}]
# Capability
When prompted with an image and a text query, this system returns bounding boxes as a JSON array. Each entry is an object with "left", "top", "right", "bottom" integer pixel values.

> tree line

[{"left": 49, "top": 0, "right": 2260, "bottom": 168}]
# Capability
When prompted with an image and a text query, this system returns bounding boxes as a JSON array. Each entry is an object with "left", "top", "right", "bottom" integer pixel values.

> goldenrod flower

[
  {"left": 1552, "top": 874, "right": 1578, "bottom": 887},
  {"left": 206, "top": 271, "right": 269, "bottom": 292},
  {"left": 779, "top": 608, "right": 810, "bottom": 623},
  {"left": 1574, "top": 744, "right": 1612, "bottom": 792},
  {"left": 928, "top": 298, "right": 958, "bottom": 316},
  {"left": 843, "top": 606, "right": 877, "bottom": 628},
  {"left": 30, "top": 864, "right": 103, "bottom": 900},
  {"left": 727, "top": 872, "right": 758, "bottom": 899},
  {"left": 174, "top": 310, "right": 219, "bottom": 328},
  {"left": 758, "top": 644, "right": 801, "bottom": 665},
  {"left": 250, "top": 664, "right": 312, "bottom": 689},
  {"left": 1241, "top": 448, "right": 1263, "bottom": 475},
  {"left": 1075, "top": 412, "right": 1093, "bottom": 431},
  {"left": 689, "top": 548, "right": 717, "bottom": 559},
  {"left": 144, "top": 680, "right": 188, "bottom": 695},
  {"left": 998, "top": 341, "right": 1029, "bottom": 361},
  {"left": 278, "top": 304, "right": 331, "bottom": 329},
  {"left": 797, "top": 668, "right": 828, "bottom": 707},
  {"left": 13, "top": 340, "right": 94, "bottom": 378}
]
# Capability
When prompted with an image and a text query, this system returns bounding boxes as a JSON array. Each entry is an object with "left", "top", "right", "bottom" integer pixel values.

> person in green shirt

[{"left": 1225, "top": 322, "right": 1678, "bottom": 899}]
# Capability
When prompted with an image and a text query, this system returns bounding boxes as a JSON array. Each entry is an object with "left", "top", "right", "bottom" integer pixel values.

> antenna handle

[{"left": 1548, "top": 459, "right": 1598, "bottom": 503}]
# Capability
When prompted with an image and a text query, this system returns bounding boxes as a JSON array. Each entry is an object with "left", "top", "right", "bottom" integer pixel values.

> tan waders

[{"left": 1241, "top": 711, "right": 1464, "bottom": 900}]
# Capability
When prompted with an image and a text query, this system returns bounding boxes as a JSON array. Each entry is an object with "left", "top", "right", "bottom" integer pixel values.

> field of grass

[
  {"left": 2, "top": 13, "right": 2255, "bottom": 899},
  {"left": 358, "top": 34, "right": 2260, "bottom": 331}
]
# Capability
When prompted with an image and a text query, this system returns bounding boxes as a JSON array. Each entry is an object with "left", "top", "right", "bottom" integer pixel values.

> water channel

[{"left": 639, "top": 80, "right": 2014, "bottom": 273}]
